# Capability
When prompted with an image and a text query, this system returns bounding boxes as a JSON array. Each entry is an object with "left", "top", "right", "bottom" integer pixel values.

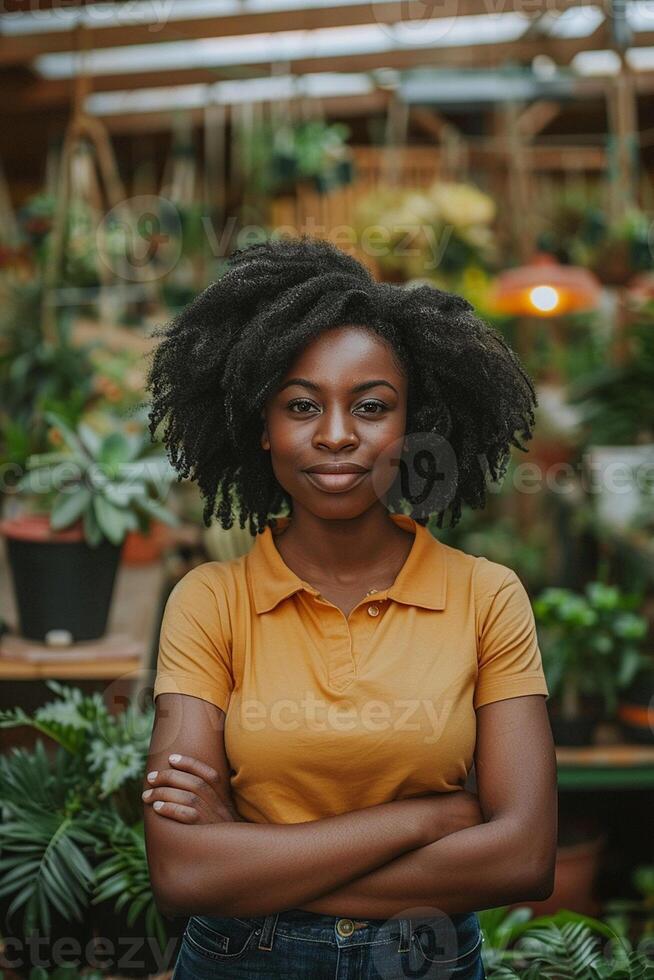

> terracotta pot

[
  {"left": 122, "top": 521, "right": 171, "bottom": 565},
  {"left": 509, "top": 831, "right": 607, "bottom": 917}
]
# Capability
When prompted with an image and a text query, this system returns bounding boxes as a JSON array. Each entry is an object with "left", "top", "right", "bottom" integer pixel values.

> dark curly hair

[{"left": 145, "top": 234, "right": 537, "bottom": 535}]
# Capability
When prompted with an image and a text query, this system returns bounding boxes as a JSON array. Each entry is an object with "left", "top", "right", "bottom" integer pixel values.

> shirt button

[
  {"left": 336, "top": 918, "right": 355, "bottom": 937},
  {"left": 367, "top": 604, "right": 380, "bottom": 617}
]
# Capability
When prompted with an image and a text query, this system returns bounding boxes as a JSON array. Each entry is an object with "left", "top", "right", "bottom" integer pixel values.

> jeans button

[{"left": 336, "top": 918, "right": 355, "bottom": 937}]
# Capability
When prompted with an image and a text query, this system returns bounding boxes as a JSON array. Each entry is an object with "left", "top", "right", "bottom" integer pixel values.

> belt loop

[
  {"left": 397, "top": 916, "right": 412, "bottom": 953},
  {"left": 257, "top": 912, "right": 279, "bottom": 951}
]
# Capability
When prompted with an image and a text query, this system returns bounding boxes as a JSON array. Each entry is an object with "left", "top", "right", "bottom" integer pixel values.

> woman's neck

[{"left": 271, "top": 507, "right": 415, "bottom": 590}]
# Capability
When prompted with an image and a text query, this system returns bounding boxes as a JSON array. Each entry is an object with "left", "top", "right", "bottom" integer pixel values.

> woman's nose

[{"left": 312, "top": 409, "right": 358, "bottom": 447}]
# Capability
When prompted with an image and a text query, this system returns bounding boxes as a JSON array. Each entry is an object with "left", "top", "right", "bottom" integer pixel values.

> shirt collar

[{"left": 247, "top": 512, "right": 447, "bottom": 614}]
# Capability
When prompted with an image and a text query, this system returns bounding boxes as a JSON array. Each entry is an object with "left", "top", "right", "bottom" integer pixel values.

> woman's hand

[{"left": 142, "top": 753, "right": 243, "bottom": 825}]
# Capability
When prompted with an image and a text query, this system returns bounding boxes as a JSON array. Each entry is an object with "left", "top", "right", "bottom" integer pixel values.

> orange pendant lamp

[{"left": 490, "top": 252, "right": 602, "bottom": 317}]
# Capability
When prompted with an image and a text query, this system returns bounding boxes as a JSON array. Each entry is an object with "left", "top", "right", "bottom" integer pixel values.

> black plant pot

[
  {"left": 547, "top": 698, "right": 603, "bottom": 746},
  {"left": 1, "top": 516, "right": 123, "bottom": 643},
  {"left": 89, "top": 898, "right": 186, "bottom": 978},
  {"left": 617, "top": 668, "right": 654, "bottom": 744}
]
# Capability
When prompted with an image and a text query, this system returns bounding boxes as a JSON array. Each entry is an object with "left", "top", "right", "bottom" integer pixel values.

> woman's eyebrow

[{"left": 277, "top": 378, "right": 398, "bottom": 394}]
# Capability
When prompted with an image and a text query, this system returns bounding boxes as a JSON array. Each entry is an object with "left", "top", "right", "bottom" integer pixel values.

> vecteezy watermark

[
  {"left": 211, "top": 215, "right": 456, "bottom": 273},
  {"left": 0, "top": 931, "right": 181, "bottom": 973},
  {"left": 1, "top": 458, "right": 177, "bottom": 501},
  {"left": 234, "top": 693, "right": 457, "bottom": 746},
  {"left": 371, "top": 431, "right": 460, "bottom": 520},
  {"left": 369, "top": 0, "right": 608, "bottom": 47},
  {"left": 91, "top": 199, "right": 461, "bottom": 284},
  {"left": 369, "top": 905, "right": 476, "bottom": 979},
  {"left": 97, "top": 195, "right": 183, "bottom": 282},
  {"left": 1, "top": 1, "right": 176, "bottom": 33}
]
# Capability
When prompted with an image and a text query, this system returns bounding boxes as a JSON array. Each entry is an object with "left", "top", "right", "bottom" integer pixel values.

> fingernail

[
  {"left": 142, "top": 789, "right": 152, "bottom": 799},
  {"left": 153, "top": 801, "right": 164, "bottom": 811},
  {"left": 169, "top": 754, "right": 181, "bottom": 763},
  {"left": 147, "top": 771, "right": 158, "bottom": 782}
]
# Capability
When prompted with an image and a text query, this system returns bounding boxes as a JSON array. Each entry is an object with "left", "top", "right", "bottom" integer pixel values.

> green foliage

[
  {"left": 533, "top": 581, "right": 651, "bottom": 717},
  {"left": 0, "top": 681, "right": 163, "bottom": 946},
  {"left": 242, "top": 119, "right": 355, "bottom": 196},
  {"left": 14, "top": 410, "right": 180, "bottom": 547},
  {"left": 90, "top": 814, "right": 167, "bottom": 953},
  {"left": 0, "top": 680, "right": 154, "bottom": 808},
  {"left": 481, "top": 906, "right": 654, "bottom": 978},
  {"left": 0, "top": 282, "right": 95, "bottom": 471},
  {"left": 567, "top": 307, "right": 654, "bottom": 446}
]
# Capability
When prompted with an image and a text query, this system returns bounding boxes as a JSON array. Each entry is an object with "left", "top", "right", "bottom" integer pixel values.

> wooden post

[{"left": 606, "top": 57, "right": 639, "bottom": 220}]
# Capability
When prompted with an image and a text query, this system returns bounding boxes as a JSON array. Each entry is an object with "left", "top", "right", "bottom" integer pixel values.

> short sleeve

[
  {"left": 153, "top": 565, "right": 234, "bottom": 713},
  {"left": 474, "top": 568, "right": 550, "bottom": 710}
]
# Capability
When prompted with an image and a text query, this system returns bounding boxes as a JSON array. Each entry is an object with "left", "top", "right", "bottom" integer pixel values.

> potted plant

[
  {"left": 0, "top": 681, "right": 185, "bottom": 978},
  {"left": 533, "top": 581, "right": 650, "bottom": 745},
  {"left": 0, "top": 411, "right": 179, "bottom": 642}
]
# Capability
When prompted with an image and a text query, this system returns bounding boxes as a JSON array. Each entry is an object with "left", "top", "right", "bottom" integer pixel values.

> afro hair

[{"left": 145, "top": 234, "right": 537, "bottom": 535}]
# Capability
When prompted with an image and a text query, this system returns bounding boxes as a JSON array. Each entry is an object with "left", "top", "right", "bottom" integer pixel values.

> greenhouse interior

[{"left": 1, "top": 0, "right": 654, "bottom": 977}]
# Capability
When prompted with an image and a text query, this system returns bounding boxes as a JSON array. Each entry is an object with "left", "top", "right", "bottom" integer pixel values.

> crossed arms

[{"left": 143, "top": 692, "right": 557, "bottom": 919}]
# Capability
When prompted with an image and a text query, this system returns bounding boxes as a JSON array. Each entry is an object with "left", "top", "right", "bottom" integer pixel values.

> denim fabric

[{"left": 171, "top": 906, "right": 486, "bottom": 979}]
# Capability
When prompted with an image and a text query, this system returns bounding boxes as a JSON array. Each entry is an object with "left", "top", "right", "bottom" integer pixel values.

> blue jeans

[{"left": 171, "top": 907, "right": 486, "bottom": 979}]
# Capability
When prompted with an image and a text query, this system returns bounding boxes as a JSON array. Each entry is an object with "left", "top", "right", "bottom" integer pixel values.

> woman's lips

[{"left": 303, "top": 470, "right": 370, "bottom": 493}]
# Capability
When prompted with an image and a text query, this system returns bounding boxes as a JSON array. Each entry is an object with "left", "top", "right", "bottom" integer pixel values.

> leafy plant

[
  {"left": 567, "top": 307, "right": 654, "bottom": 446},
  {"left": 0, "top": 280, "right": 95, "bottom": 473},
  {"left": 90, "top": 812, "right": 167, "bottom": 954},
  {"left": 0, "top": 679, "right": 154, "bottom": 817},
  {"left": 243, "top": 119, "right": 354, "bottom": 197},
  {"left": 533, "top": 581, "right": 651, "bottom": 720},
  {"left": 479, "top": 907, "right": 654, "bottom": 978},
  {"left": 0, "top": 681, "right": 164, "bottom": 946},
  {"left": 14, "top": 409, "right": 180, "bottom": 547},
  {"left": 0, "top": 739, "right": 101, "bottom": 935}
]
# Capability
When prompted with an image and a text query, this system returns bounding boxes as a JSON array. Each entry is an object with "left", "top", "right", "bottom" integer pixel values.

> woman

[{"left": 143, "top": 236, "right": 558, "bottom": 979}]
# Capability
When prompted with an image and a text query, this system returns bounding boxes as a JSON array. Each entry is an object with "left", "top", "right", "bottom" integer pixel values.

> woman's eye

[
  {"left": 357, "top": 401, "right": 387, "bottom": 415},
  {"left": 287, "top": 399, "right": 387, "bottom": 415},
  {"left": 288, "top": 399, "right": 317, "bottom": 414}
]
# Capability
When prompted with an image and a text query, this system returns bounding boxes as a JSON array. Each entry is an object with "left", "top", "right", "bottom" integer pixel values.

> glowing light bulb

[{"left": 529, "top": 285, "right": 559, "bottom": 312}]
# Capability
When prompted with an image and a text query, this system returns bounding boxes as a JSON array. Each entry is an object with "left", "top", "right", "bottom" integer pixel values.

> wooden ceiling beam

[
  {"left": 2, "top": 27, "right": 618, "bottom": 113},
  {"left": 96, "top": 90, "right": 390, "bottom": 133},
  {"left": 0, "top": 0, "right": 590, "bottom": 66}
]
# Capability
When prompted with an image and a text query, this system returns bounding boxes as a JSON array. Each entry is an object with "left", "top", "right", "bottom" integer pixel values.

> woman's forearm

[
  {"left": 156, "top": 796, "right": 441, "bottom": 918},
  {"left": 296, "top": 816, "right": 549, "bottom": 918}
]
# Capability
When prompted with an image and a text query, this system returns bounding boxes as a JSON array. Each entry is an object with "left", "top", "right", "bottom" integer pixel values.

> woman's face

[{"left": 261, "top": 325, "right": 408, "bottom": 519}]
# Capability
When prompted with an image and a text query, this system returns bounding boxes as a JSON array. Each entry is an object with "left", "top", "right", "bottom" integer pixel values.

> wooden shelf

[
  {"left": 0, "top": 632, "right": 145, "bottom": 680},
  {"left": 556, "top": 743, "right": 654, "bottom": 789}
]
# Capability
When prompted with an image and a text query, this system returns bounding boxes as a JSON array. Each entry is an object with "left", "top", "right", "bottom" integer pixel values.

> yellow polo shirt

[{"left": 153, "top": 513, "right": 549, "bottom": 824}]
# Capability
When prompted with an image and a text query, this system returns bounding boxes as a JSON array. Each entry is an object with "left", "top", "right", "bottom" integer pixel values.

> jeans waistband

[{"left": 240, "top": 907, "right": 478, "bottom": 953}]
